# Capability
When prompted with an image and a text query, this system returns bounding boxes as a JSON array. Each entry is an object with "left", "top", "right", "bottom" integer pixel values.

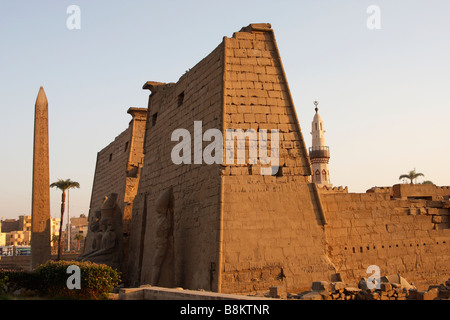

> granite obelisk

[{"left": 31, "top": 86, "right": 51, "bottom": 269}]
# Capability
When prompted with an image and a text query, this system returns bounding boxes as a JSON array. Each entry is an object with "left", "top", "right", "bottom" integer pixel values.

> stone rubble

[{"left": 266, "top": 276, "right": 450, "bottom": 300}]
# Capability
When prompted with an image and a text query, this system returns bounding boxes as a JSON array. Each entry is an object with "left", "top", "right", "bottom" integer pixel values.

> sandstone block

[
  {"left": 380, "top": 283, "right": 392, "bottom": 291},
  {"left": 312, "top": 281, "right": 332, "bottom": 292},
  {"left": 432, "top": 215, "right": 442, "bottom": 224},
  {"left": 269, "top": 286, "right": 286, "bottom": 299},
  {"left": 419, "top": 207, "right": 427, "bottom": 215},
  {"left": 407, "top": 289, "right": 419, "bottom": 300},
  {"left": 355, "top": 292, "right": 367, "bottom": 300},
  {"left": 331, "top": 293, "right": 340, "bottom": 299},
  {"left": 369, "top": 292, "right": 380, "bottom": 300},
  {"left": 391, "top": 282, "right": 402, "bottom": 289},
  {"left": 332, "top": 281, "right": 346, "bottom": 292},
  {"left": 321, "top": 294, "right": 332, "bottom": 300},
  {"left": 239, "top": 40, "right": 254, "bottom": 49},
  {"left": 233, "top": 32, "right": 256, "bottom": 40},
  {"left": 344, "top": 286, "right": 361, "bottom": 295},
  {"left": 317, "top": 290, "right": 331, "bottom": 298},
  {"left": 358, "top": 277, "right": 369, "bottom": 290},
  {"left": 418, "top": 288, "right": 439, "bottom": 300},
  {"left": 438, "top": 287, "right": 450, "bottom": 299},
  {"left": 301, "top": 291, "right": 323, "bottom": 300}
]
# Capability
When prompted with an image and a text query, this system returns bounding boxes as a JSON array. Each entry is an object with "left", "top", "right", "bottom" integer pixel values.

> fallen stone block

[
  {"left": 358, "top": 277, "right": 369, "bottom": 290},
  {"left": 380, "top": 283, "right": 392, "bottom": 291},
  {"left": 269, "top": 286, "right": 286, "bottom": 299},
  {"left": 355, "top": 292, "right": 367, "bottom": 300},
  {"left": 370, "top": 292, "right": 380, "bottom": 300},
  {"left": 407, "top": 289, "right": 419, "bottom": 300},
  {"left": 320, "top": 292, "right": 332, "bottom": 300},
  {"left": 439, "top": 287, "right": 450, "bottom": 299},
  {"left": 312, "top": 281, "right": 332, "bottom": 292},
  {"left": 344, "top": 286, "right": 361, "bottom": 295},
  {"left": 331, "top": 293, "right": 340, "bottom": 299},
  {"left": 301, "top": 291, "right": 323, "bottom": 300},
  {"left": 332, "top": 281, "right": 346, "bottom": 292},
  {"left": 418, "top": 288, "right": 439, "bottom": 300},
  {"left": 391, "top": 282, "right": 401, "bottom": 289}
]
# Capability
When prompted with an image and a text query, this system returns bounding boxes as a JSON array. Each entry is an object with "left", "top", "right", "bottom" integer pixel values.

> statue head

[{"left": 98, "top": 193, "right": 120, "bottom": 231}]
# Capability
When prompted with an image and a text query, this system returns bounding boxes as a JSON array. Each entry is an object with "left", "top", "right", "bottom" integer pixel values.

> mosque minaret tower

[{"left": 309, "top": 101, "right": 332, "bottom": 188}]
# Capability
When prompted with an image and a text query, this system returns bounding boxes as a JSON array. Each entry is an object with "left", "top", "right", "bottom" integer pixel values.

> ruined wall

[
  {"left": 322, "top": 192, "right": 450, "bottom": 290},
  {"left": 127, "top": 43, "right": 225, "bottom": 290},
  {"left": 393, "top": 184, "right": 450, "bottom": 200},
  {"left": 219, "top": 24, "right": 335, "bottom": 294}
]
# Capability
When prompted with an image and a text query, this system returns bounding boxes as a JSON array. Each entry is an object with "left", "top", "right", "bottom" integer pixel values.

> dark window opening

[
  {"left": 152, "top": 113, "right": 158, "bottom": 127},
  {"left": 109, "top": 153, "right": 113, "bottom": 162},
  {"left": 178, "top": 92, "right": 185, "bottom": 107},
  {"left": 124, "top": 141, "right": 129, "bottom": 152}
]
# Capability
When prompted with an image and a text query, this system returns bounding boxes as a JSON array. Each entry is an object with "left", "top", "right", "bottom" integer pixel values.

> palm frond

[{"left": 50, "top": 178, "right": 80, "bottom": 191}]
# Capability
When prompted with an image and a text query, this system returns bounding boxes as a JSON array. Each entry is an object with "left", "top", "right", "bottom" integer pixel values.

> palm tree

[
  {"left": 399, "top": 169, "right": 424, "bottom": 185},
  {"left": 50, "top": 179, "right": 80, "bottom": 260},
  {"left": 74, "top": 233, "right": 84, "bottom": 252}
]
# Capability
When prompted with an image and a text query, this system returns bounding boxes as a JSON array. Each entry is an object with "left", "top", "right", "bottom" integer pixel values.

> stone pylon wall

[
  {"left": 127, "top": 43, "right": 225, "bottom": 290},
  {"left": 84, "top": 108, "right": 146, "bottom": 273},
  {"left": 127, "top": 24, "right": 336, "bottom": 293},
  {"left": 219, "top": 24, "right": 335, "bottom": 294}
]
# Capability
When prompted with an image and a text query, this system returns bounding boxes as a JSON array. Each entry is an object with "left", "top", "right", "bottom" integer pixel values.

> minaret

[
  {"left": 309, "top": 101, "right": 332, "bottom": 188},
  {"left": 31, "top": 86, "right": 51, "bottom": 269}
]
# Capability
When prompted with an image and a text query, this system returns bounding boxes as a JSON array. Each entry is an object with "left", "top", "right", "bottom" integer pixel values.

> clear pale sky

[{"left": 0, "top": 1, "right": 449, "bottom": 222}]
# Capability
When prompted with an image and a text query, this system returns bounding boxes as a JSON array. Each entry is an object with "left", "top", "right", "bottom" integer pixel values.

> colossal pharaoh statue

[{"left": 81, "top": 193, "right": 124, "bottom": 271}]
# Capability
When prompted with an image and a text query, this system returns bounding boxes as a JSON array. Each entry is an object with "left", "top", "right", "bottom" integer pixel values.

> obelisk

[{"left": 31, "top": 86, "right": 51, "bottom": 269}]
